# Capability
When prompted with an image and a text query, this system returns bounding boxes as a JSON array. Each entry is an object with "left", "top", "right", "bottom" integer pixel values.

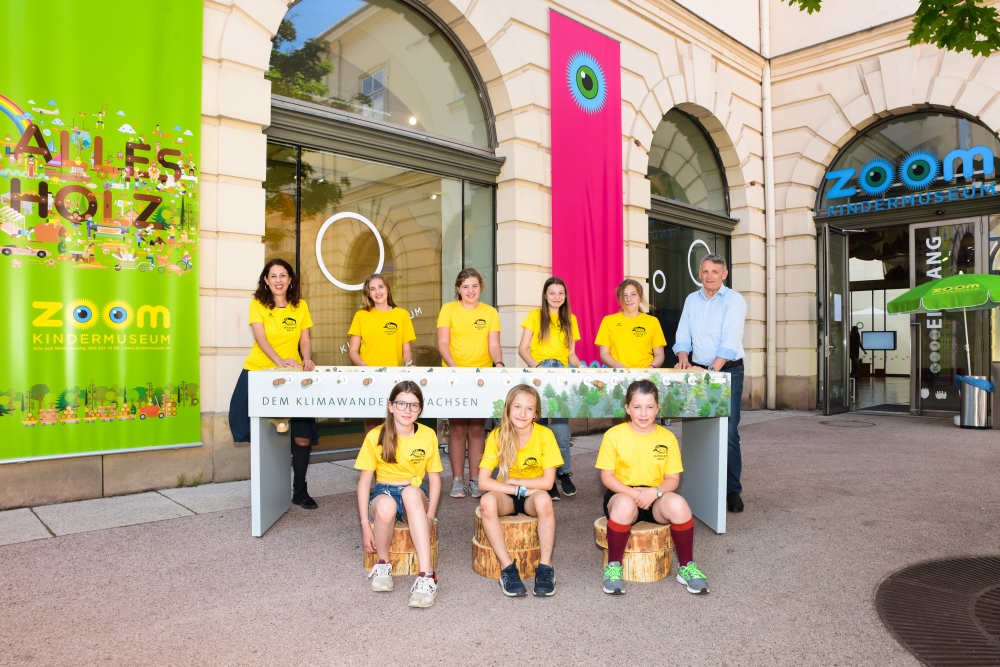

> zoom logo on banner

[{"left": 825, "top": 145, "right": 997, "bottom": 216}]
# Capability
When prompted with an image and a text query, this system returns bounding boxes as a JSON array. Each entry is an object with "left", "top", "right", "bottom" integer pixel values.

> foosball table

[{"left": 247, "top": 366, "right": 731, "bottom": 536}]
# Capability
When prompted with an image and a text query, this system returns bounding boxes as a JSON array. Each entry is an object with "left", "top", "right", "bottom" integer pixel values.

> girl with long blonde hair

[{"left": 477, "top": 384, "right": 562, "bottom": 597}]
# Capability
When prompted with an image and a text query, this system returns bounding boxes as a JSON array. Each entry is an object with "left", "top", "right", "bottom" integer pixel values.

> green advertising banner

[{"left": 0, "top": 1, "right": 202, "bottom": 462}]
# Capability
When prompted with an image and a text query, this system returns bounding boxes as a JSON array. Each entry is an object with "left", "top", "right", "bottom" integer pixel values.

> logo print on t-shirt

[
  {"left": 473, "top": 318, "right": 487, "bottom": 330},
  {"left": 523, "top": 456, "right": 539, "bottom": 468},
  {"left": 631, "top": 326, "right": 646, "bottom": 338},
  {"left": 384, "top": 322, "right": 398, "bottom": 335},
  {"left": 653, "top": 443, "right": 669, "bottom": 460},
  {"left": 280, "top": 316, "right": 297, "bottom": 332},
  {"left": 410, "top": 448, "right": 426, "bottom": 465}
]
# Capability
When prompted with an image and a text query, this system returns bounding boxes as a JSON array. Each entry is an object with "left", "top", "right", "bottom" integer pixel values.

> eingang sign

[{"left": 823, "top": 145, "right": 997, "bottom": 217}]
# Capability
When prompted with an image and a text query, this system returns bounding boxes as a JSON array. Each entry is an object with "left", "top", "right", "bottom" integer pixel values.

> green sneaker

[
  {"left": 603, "top": 561, "right": 625, "bottom": 594},
  {"left": 677, "top": 561, "right": 710, "bottom": 595}
]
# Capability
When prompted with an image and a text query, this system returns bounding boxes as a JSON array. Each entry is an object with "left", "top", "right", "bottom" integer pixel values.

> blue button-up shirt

[{"left": 672, "top": 284, "right": 746, "bottom": 365}]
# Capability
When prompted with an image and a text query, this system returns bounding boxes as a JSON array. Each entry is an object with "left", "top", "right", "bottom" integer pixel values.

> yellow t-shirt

[
  {"left": 594, "top": 312, "right": 667, "bottom": 368},
  {"left": 243, "top": 299, "right": 314, "bottom": 371},
  {"left": 595, "top": 422, "right": 683, "bottom": 487},
  {"left": 347, "top": 307, "right": 416, "bottom": 366},
  {"left": 521, "top": 309, "right": 580, "bottom": 366},
  {"left": 354, "top": 423, "right": 443, "bottom": 486},
  {"left": 480, "top": 423, "right": 564, "bottom": 481},
  {"left": 436, "top": 300, "right": 500, "bottom": 367}
]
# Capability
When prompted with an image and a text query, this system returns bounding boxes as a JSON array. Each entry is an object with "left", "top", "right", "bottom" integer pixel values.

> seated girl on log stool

[
  {"left": 477, "top": 384, "right": 562, "bottom": 597},
  {"left": 356, "top": 381, "right": 442, "bottom": 608},
  {"left": 595, "top": 379, "right": 710, "bottom": 596}
]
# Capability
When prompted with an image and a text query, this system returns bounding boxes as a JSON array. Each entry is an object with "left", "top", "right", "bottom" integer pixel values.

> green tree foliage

[
  {"left": 95, "top": 386, "right": 109, "bottom": 407},
  {"left": 543, "top": 384, "right": 557, "bottom": 400},
  {"left": 266, "top": 18, "right": 334, "bottom": 101},
  {"left": 492, "top": 399, "right": 505, "bottom": 419},
  {"left": 611, "top": 383, "right": 625, "bottom": 403},
  {"left": 584, "top": 388, "right": 601, "bottom": 406},
  {"left": 577, "top": 400, "right": 592, "bottom": 418},
  {"left": 30, "top": 384, "right": 50, "bottom": 411},
  {"left": 132, "top": 386, "right": 148, "bottom": 404},
  {"left": 698, "top": 402, "right": 713, "bottom": 417},
  {"left": 783, "top": 0, "right": 1000, "bottom": 56}
]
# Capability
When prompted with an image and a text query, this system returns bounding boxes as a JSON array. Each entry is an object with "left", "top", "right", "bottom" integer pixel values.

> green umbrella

[{"left": 887, "top": 273, "right": 1000, "bottom": 375}]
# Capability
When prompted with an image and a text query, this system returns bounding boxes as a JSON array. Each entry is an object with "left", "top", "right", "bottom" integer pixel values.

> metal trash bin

[{"left": 959, "top": 376, "right": 990, "bottom": 429}]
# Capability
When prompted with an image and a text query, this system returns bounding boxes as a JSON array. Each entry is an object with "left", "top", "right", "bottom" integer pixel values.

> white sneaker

[
  {"left": 367, "top": 561, "right": 393, "bottom": 592},
  {"left": 408, "top": 574, "right": 438, "bottom": 608}
]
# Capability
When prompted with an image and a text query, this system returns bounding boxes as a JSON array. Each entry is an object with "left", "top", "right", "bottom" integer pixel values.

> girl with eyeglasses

[
  {"left": 348, "top": 273, "right": 417, "bottom": 433},
  {"left": 594, "top": 279, "right": 666, "bottom": 369},
  {"left": 476, "top": 384, "right": 562, "bottom": 597},
  {"left": 356, "top": 381, "right": 442, "bottom": 608},
  {"left": 595, "top": 380, "right": 709, "bottom": 597}
]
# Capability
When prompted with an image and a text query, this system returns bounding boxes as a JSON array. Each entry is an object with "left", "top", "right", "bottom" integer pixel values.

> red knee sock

[
  {"left": 671, "top": 518, "right": 694, "bottom": 565},
  {"left": 606, "top": 519, "right": 632, "bottom": 564}
]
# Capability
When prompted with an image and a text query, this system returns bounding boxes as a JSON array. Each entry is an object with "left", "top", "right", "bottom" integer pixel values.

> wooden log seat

[
  {"left": 472, "top": 506, "right": 541, "bottom": 579},
  {"left": 363, "top": 519, "right": 439, "bottom": 575},
  {"left": 594, "top": 517, "right": 673, "bottom": 582}
]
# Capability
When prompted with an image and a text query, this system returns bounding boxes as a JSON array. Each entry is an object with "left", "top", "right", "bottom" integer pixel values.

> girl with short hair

[
  {"left": 595, "top": 379, "right": 709, "bottom": 596},
  {"left": 517, "top": 276, "right": 583, "bottom": 500},
  {"left": 228, "top": 258, "right": 319, "bottom": 510},
  {"left": 595, "top": 279, "right": 666, "bottom": 369},
  {"left": 477, "top": 384, "right": 562, "bottom": 597},
  {"left": 437, "top": 268, "right": 503, "bottom": 499},
  {"left": 356, "top": 381, "right": 442, "bottom": 608},
  {"left": 348, "top": 273, "right": 417, "bottom": 433}
]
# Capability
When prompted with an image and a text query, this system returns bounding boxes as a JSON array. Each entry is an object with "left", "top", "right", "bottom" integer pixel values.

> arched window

[
  {"left": 268, "top": 0, "right": 491, "bottom": 147},
  {"left": 818, "top": 112, "right": 1000, "bottom": 212},
  {"left": 647, "top": 109, "right": 728, "bottom": 215}
]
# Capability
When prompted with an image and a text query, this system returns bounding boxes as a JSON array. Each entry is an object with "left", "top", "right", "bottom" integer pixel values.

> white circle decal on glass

[
  {"left": 687, "top": 240, "right": 712, "bottom": 287},
  {"left": 652, "top": 270, "right": 666, "bottom": 294},
  {"left": 315, "top": 213, "right": 384, "bottom": 291}
]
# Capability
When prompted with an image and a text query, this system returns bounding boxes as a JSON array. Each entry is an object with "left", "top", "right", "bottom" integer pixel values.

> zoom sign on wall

[{"left": 824, "top": 146, "right": 997, "bottom": 216}]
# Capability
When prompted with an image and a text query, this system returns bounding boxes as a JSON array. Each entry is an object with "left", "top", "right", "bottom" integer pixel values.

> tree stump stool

[
  {"left": 594, "top": 517, "right": 672, "bottom": 582},
  {"left": 472, "top": 506, "right": 540, "bottom": 579},
  {"left": 363, "top": 519, "right": 438, "bottom": 575}
]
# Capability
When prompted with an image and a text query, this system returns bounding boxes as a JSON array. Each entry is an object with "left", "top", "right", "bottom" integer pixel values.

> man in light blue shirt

[{"left": 673, "top": 253, "right": 747, "bottom": 513}]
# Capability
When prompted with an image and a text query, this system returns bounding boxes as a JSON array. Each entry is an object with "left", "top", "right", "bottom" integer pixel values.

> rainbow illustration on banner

[{"left": 0, "top": 94, "right": 29, "bottom": 135}]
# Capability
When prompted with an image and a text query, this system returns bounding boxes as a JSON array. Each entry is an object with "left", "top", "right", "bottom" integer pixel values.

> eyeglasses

[{"left": 392, "top": 401, "right": 421, "bottom": 412}]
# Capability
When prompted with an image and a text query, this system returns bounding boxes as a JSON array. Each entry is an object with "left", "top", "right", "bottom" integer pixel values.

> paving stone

[
  {"left": 32, "top": 492, "right": 193, "bottom": 536},
  {"left": 160, "top": 480, "right": 251, "bottom": 514},
  {"left": 0, "top": 508, "right": 52, "bottom": 546},
  {"left": 302, "top": 462, "right": 360, "bottom": 498}
]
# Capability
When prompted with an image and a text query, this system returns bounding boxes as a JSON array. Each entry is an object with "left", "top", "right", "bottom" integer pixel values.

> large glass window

[
  {"left": 267, "top": 0, "right": 490, "bottom": 147},
  {"left": 647, "top": 220, "right": 731, "bottom": 367},
  {"left": 265, "top": 143, "right": 495, "bottom": 369},
  {"left": 647, "top": 109, "right": 728, "bottom": 214},
  {"left": 818, "top": 112, "right": 1000, "bottom": 212}
]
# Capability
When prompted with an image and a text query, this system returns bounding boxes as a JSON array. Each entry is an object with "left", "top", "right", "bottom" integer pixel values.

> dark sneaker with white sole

[
  {"left": 603, "top": 561, "right": 625, "bottom": 594},
  {"left": 533, "top": 564, "right": 555, "bottom": 596},
  {"left": 547, "top": 485, "right": 561, "bottom": 501},
  {"left": 499, "top": 561, "right": 527, "bottom": 597},
  {"left": 557, "top": 473, "right": 576, "bottom": 496},
  {"left": 677, "top": 561, "right": 710, "bottom": 595}
]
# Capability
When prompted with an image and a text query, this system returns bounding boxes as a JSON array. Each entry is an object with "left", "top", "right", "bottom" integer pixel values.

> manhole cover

[
  {"left": 876, "top": 557, "right": 1000, "bottom": 666},
  {"left": 818, "top": 420, "right": 875, "bottom": 427}
]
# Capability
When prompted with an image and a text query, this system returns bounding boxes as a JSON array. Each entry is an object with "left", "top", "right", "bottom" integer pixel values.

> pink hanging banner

[{"left": 549, "top": 10, "right": 623, "bottom": 365}]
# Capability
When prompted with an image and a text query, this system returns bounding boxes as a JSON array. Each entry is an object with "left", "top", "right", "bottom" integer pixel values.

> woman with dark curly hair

[{"left": 228, "top": 258, "right": 320, "bottom": 510}]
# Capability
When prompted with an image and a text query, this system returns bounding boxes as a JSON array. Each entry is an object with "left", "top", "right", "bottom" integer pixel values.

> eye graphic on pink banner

[{"left": 549, "top": 11, "right": 623, "bottom": 366}]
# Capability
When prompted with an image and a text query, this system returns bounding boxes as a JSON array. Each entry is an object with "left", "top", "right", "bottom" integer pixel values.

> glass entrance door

[
  {"left": 909, "top": 218, "right": 989, "bottom": 414},
  {"left": 822, "top": 224, "right": 851, "bottom": 414}
]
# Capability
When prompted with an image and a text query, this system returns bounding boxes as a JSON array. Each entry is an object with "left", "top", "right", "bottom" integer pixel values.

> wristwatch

[{"left": 655, "top": 488, "right": 663, "bottom": 498}]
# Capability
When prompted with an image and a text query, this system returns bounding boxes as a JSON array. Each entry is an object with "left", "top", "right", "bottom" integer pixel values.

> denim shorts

[{"left": 369, "top": 482, "right": 425, "bottom": 523}]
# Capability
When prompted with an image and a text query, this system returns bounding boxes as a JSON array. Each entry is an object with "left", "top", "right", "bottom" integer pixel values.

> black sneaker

[
  {"left": 558, "top": 473, "right": 576, "bottom": 496},
  {"left": 547, "top": 485, "right": 561, "bottom": 501},
  {"left": 292, "top": 491, "right": 318, "bottom": 510},
  {"left": 533, "top": 564, "right": 555, "bottom": 596},
  {"left": 499, "top": 561, "right": 527, "bottom": 597}
]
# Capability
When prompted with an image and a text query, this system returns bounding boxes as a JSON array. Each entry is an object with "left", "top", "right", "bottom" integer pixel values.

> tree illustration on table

[
  {"left": 30, "top": 384, "right": 50, "bottom": 412},
  {"left": 131, "top": 385, "right": 148, "bottom": 406}
]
